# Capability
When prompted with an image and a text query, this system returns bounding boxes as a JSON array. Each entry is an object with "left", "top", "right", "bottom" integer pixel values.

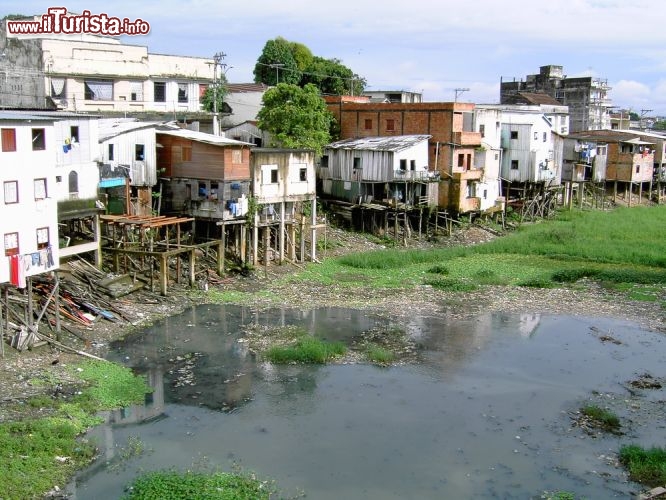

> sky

[{"left": 6, "top": 0, "right": 666, "bottom": 116}]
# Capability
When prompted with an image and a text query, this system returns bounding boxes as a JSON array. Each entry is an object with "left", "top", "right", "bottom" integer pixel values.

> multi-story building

[
  {"left": 325, "top": 96, "right": 483, "bottom": 215},
  {"left": 500, "top": 65, "right": 612, "bottom": 132},
  {"left": 0, "top": 112, "right": 60, "bottom": 286},
  {"left": 1, "top": 16, "right": 214, "bottom": 119}
]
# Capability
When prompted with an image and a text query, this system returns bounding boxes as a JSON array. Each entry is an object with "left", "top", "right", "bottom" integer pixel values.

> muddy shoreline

[{"left": 1, "top": 225, "right": 665, "bottom": 423}]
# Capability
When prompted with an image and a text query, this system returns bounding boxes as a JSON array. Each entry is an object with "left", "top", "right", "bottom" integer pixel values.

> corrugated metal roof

[
  {"left": 567, "top": 129, "right": 655, "bottom": 144},
  {"left": 516, "top": 92, "right": 562, "bottom": 106},
  {"left": 98, "top": 119, "right": 162, "bottom": 142},
  {"left": 326, "top": 135, "right": 431, "bottom": 152},
  {"left": 156, "top": 126, "right": 253, "bottom": 147},
  {"left": 0, "top": 111, "right": 57, "bottom": 121}
]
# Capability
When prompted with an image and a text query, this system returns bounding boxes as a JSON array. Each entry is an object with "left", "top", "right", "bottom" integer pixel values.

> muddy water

[{"left": 71, "top": 305, "right": 666, "bottom": 499}]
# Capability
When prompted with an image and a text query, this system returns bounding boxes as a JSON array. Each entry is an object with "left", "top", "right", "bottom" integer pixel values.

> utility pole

[
  {"left": 269, "top": 63, "right": 285, "bottom": 85},
  {"left": 211, "top": 51, "right": 226, "bottom": 136},
  {"left": 454, "top": 88, "right": 470, "bottom": 103},
  {"left": 640, "top": 109, "right": 653, "bottom": 130}
]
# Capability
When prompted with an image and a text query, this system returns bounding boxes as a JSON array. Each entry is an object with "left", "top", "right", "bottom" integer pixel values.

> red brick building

[{"left": 325, "top": 96, "right": 482, "bottom": 213}]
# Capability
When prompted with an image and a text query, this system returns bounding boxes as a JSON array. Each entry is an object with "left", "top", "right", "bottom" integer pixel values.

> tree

[
  {"left": 654, "top": 120, "right": 666, "bottom": 130},
  {"left": 253, "top": 37, "right": 301, "bottom": 86},
  {"left": 289, "top": 41, "right": 314, "bottom": 72},
  {"left": 257, "top": 83, "right": 333, "bottom": 155},
  {"left": 200, "top": 76, "right": 228, "bottom": 113},
  {"left": 300, "top": 56, "right": 366, "bottom": 96}
]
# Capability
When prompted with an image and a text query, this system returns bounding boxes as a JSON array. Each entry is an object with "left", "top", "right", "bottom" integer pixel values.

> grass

[
  {"left": 264, "top": 336, "right": 346, "bottom": 364},
  {"left": 0, "top": 360, "right": 152, "bottom": 499},
  {"left": 278, "top": 206, "right": 666, "bottom": 298},
  {"left": 366, "top": 346, "right": 396, "bottom": 365},
  {"left": 123, "top": 469, "right": 272, "bottom": 500},
  {"left": 619, "top": 444, "right": 666, "bottom": 487},
  {"left": 580, "top": 405, "right": 621, "bottom": 432}
]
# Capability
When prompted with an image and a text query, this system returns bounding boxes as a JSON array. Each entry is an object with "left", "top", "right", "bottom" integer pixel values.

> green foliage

[
  {"left": 301, "top": 56, "right": 365, "bottom": 96},
  {"left": 423, "top": 277, "right": 478, "bottom": 292},
  {"left": 653, "top": 120, "right": 666, "bottom": 131},
  {"left": 257, "top": 83, "right": 333, "bottom": 154},
  {"left": 265, "top": 336, "right": 346, "bottom": 364},
  {"left": 366, "top": 346, "right": 396, "bottom": 365},
  {"left": 541, "top": 491, "right": 577, "bottom": 500},
  {"left": 619, "top": 444, "right": 666, "bottom": 487},
  {"left": 289, "top": 41, "right": 314, "bottom": 71},
  {"left": 123, "top": 469, "right": 271, "bottom": 500},
  {"left": 580, "top": 405, "right": 621, "bottom": 432},
  {"left": 253, "top": 37, "right": 301, "bottom": 86},
  {"left": 200, "top": 78, "right": 229, "bottom": 113},
  {"left": 72, "top": 360, "right": 152, "bottom": 410},
  {"left": 427, "top": 265, "right": 449, "bottom": 275}
]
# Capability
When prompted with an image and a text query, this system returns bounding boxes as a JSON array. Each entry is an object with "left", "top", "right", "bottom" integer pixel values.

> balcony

[
  {"left": 452, "top": 131, "right": 482, "bottom": 146},
  {"left": 451, "top": 168, "right": 483, "bottom": 181}
]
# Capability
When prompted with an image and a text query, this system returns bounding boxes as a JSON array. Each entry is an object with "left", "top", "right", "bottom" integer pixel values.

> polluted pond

[{"left": 67, "top": 304, "right": 666, "bottom": 499}]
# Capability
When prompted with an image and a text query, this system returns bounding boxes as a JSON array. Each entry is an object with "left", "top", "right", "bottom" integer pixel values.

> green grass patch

[
  {"left": 123, "top": 469, "right": 272, "bottom": 500},
  {"left": 580, "top": 405, "right": 621, "bottom": 432},
  {"left": 619, "top": 444, "right": 666, "bottom": 487},
  {"left": 264, "top": 336, "right": 346, "bottom": 364},
  {"left": 366, "top": 346, "right": 396, "bottom": 365},
  {"left": 423, "top": 277, "right": 478, "bottom": 292},
  {"left": 72, "top": 360, "right": 152, "bottom": 410},
  {"left": 0, "top": 360, "right": 152, "bottom": 499}
]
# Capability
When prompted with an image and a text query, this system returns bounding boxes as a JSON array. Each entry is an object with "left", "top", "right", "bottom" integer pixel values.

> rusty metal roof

[{"left": 325, "top": 135, "right": 431, "bottom": 152}]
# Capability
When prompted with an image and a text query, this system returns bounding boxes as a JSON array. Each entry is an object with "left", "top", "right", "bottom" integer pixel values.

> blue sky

[{"left": 8, "top": 0, "right": 666, "bottom": 116}]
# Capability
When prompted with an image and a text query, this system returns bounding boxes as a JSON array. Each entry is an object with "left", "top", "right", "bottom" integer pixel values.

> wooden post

[
  {"left": 27, "top": 278, "right": 33, "bottom": 330},
  {"left": 264, "top": 226, "right": 270, "bottom": 272},
  {"left": 160, "top": 254, "right": 168, "bottom": 296},
  {"left": 614, "top": 181, "right": 618, "bottom": 204},
  {"left": 219, "top": 221, "right": 226, "bottom": 276},
  {"left": 310, "top": 198, "right": 317, "bottom": 262},
  {"left": 176, "top": 224, "right": 181, "bottom": 284},
  {"left": 279, "top": 201, "right": 285, "bottom": 264},
  {"left": 93, "top": 214, "right": 102, "bottom": 268},
  {"left": 289, "top": 222, "right": 296, "bottom": 262},
  {"left": 639, "top": 181, "right": 643, "bottom": 205},
  {"left": 189, "top": 249, "right": 196, "bottom": 287},
  {"left": 299, "top": 216, "right": 305, "bottom": 263},
  {"left": 54, "top": 273, "right": 61, "bottom": 341},
  {"left": 252, "top": 217, "right": 259, "bottom": 267}
]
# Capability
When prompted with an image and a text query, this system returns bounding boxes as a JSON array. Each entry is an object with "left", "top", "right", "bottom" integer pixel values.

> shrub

[
  {"left": 265, "top": 337, "right": 346, "bottom": 364},
  {"left": 619, "top": 445, "right": 666, "bottom": 487}
]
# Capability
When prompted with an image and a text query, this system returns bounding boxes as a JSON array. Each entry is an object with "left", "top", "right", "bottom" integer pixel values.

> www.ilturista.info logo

[{"left": 6, "top": 7, "right": 150, "bottom": 36}]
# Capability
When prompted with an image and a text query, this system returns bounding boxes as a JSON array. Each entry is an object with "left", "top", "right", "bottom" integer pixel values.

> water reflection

[{"left": 70, "top": 305, "right": 666, "bottom": 500}]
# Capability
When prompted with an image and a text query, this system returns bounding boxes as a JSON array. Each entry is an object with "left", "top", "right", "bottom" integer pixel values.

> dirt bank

[{"left": 1, "top": 224, "right": 664, "bottom": 423}]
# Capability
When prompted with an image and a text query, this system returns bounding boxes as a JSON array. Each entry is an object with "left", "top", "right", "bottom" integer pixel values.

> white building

[
  {"left": 0, "top": 112, "right": 60, "bottom": 285},
  {"left": 2, "top": 18, "right": 214, "bottom": 116}
]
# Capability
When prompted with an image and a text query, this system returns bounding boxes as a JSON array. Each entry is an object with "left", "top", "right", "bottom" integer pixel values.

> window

[
  {"left": 154, "top": 82, "right": 166, "bottom": 102},
  {"left": 399, "top": 159, "right": 407, "bottom": 171},
  {"left": 458, "top": 154, "right": 464, "bottom": 168},
  {"left": 36, "top": 227, "right": 49, "bottom": 249},
  {"left": 108, "top": 143, "right": 114, "bottom": 161},
  {"left": 364, "top": 119, "right": 372, "bottom": 130},
  {"left": 299, "top": 167, "right": 307, "bottom": 182},
  {"left": 466, "top": 183, "right": 476, "bottom": 198},
  {"left": 261, "top": 165, "right": 279, "bottom": 184},
  {"left": 130, "top": 81, "right": 143, "bottom": 101},
  {"left": 182, "top": 145, "right": 192, "bottom": 162},
  {"left": 511, "top": 160, "right": 519, "bottom": 170},
  {"left": 4, "top": 232, "right": 18, "bottom": 256},
  {"left": 1, "top": 128, "right": 17, "bottom": 152},
  {"left": 84, "top": 79, "right": 113, "bottom": 100},
  {"left": 70, "top": 126, "right": 79, "bottom": 143},
  {"left": 543, "top": 132, "right": 547, "bottom": 142},
  {"left": 68, "top": 170, "right": 78, "bottom": 195},
  {"left": 534, "top": 132, "right": 538, "bottom": 141},
  {"left": 51, "top": 77, "right": 65, "bottom": 98},
  {"left": 483, "top": 189, "right": 487, "bottom": 199},
  {"left": 635, "top": 165, "right": 640, "bottom": 174},
  {"left": 4, "top": 181, "right": 18, "bottom": 204},
  {"left": 479, "top": 124, "right": 485, "bottom": 138},
  {"left": 232, "top": 149, "right": 242, "bottom": 164},
  {"left": 31, "top": 128, "right": 45, "bottom": 151},
  {"left": 198, "top": 182, "right": 207, "bottom": 198},
  {"left": 386, "top": 119, "right": 395, "bottom": 131},
  {"left": 510, "top": 131, "right": 518, "bottom": 140},
  {"left": 320, "top": 155, "right": 329, "bottom": 168},
  {"left": 178, "top": 83, "right": 188, "bottom": 103},
  {"left": 353, "top": 157, "right": 361, "bottom": 170},
  {"left": 410, "top": 160, "right": 416, "bottom": 171},
  {"left": 34, "top": 178, "right": 47, "bottom": 200},
  {"left": 135, "top": 144, "right": 145, "bottom": 161}
]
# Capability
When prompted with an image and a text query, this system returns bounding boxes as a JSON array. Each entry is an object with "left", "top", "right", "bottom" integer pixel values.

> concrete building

[
  {"left": 361, "top": 90, "right": 423, "bottom": 103},
  {"left": 0, "top": 112, "right": 60, "bottom": 285},
  {"left": 220, "top": 83, "right": 270, "bottom": 129},
  {"left": 500, "top": 65, "right": 612, "bottom": 132},
  {"left": 1, "top": 15, "right": 214, "bottom": 120}
]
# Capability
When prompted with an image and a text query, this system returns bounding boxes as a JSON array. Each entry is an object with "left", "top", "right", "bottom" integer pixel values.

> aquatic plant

[
  {"left": 580, "top": 405, "right": 621, "bottom": 432},
  {"left": 264, "top": 336, "right": 346, "bottom": 364},
  {"left": 619, "top": 444, "right": 666, "bottom": 487}
]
